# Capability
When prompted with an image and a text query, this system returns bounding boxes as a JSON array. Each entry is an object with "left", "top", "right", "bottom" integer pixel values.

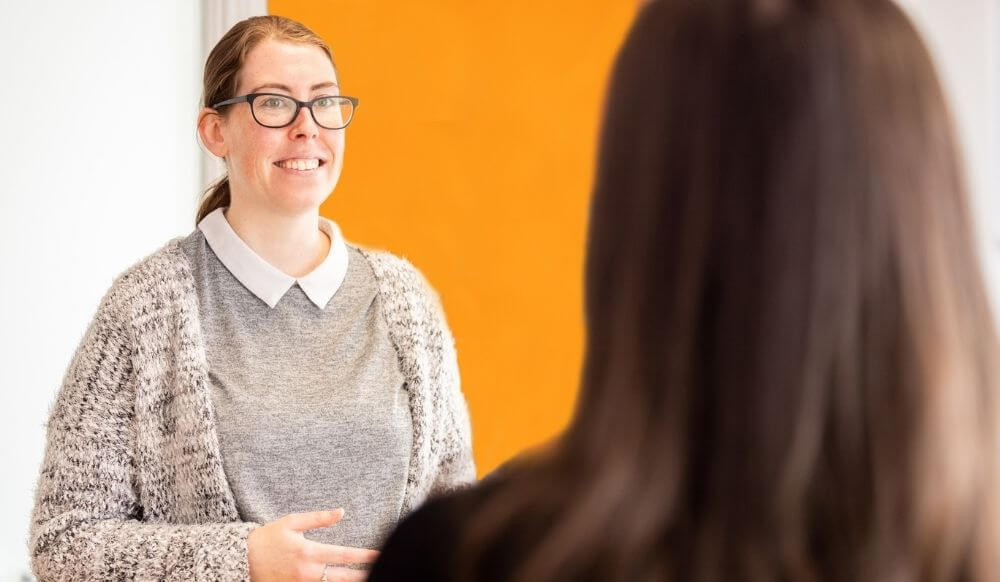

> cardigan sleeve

[
  {"left": 28, "top": 284, "right": 257, "bottom": 582},
  {"left": 416, "top": 270, "right": 477, "bottom": 497}
]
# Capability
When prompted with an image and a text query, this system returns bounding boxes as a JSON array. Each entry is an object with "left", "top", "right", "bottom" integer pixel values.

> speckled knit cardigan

[{"left": 28, "top": 238, "right": 475, "bottom": 581}]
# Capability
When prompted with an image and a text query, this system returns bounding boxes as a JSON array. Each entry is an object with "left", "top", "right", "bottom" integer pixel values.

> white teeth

[{"left": 278, "top": 158, "right": 320, "bottom": 170}]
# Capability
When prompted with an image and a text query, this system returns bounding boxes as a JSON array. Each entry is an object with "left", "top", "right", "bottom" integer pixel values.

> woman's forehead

[{"left": 239, "top": 39, "right": 338, "bottom": 93}]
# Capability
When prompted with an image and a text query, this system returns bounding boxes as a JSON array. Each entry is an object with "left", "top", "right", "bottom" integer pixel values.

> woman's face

[{"left": 214, "top": 39, "right": 345, "bottom": 216}]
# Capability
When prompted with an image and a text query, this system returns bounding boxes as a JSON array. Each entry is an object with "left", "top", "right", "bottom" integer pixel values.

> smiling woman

[
  {"left": 199, "top": 37, "right": 348, "bottom": 227},
  {"left": 27, "top": 15, "right": 474, "bottom": 582}
]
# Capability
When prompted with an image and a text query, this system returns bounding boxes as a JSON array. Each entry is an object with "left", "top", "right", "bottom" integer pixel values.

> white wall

[
  {"left": 0, "top": 1, "right": 202, "bottom": 579},
  {"left": 897, "top": 0, "right": 1000, "bottom": 311}
]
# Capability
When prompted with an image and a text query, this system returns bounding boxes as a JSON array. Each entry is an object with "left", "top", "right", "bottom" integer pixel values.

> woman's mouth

[{"left": 274, "top": 158, "right": 326, "bottom": 172}]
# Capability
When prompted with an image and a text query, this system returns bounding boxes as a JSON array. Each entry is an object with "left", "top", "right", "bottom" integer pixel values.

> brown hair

[
  {"left": 196, "top": 15, "right": 336, "bottom": 224},
  {"left": 459, "top": 0, "right": 1000, "bottom": 580}
]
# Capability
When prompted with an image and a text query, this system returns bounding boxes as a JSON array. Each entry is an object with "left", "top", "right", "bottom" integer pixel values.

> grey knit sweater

[{"left": 28, "top": 237, "right": 475, "bottom": 581}]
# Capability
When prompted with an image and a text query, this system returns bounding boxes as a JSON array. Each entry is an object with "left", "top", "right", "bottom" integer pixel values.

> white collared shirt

[{"left": 198, "top": 207, "right": 349, "bottom": 309}]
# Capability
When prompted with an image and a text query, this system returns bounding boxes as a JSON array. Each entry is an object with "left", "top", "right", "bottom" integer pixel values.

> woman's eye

[
  {"left": 315, "top": 97, "right": 337, "bottom": 109},
  {"left": 261, "top": 97, "right": 288, "bottom": 109}
]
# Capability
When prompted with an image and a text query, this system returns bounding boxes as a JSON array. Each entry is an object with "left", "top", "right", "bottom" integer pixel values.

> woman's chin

[
  {"left": 268, "top": 184, "right": 335, "bottom": 210},
  {"left": 258, "top": 194, "right": 324, "bottom": 217}
]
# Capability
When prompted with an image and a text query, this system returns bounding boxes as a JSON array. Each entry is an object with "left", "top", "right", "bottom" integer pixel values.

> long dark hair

[{"left": 459, "top": 0, "right": 1000, "bottom": 580}]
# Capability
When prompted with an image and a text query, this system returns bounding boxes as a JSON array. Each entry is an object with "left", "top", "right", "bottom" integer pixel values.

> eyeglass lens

[{"left": 251, "top": 94, "right": 354, "bottom": 129}]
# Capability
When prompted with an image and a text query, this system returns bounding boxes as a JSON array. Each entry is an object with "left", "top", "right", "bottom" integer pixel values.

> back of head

[{"left": 461, "top": 0, "right": 1000, "bottom": 580}]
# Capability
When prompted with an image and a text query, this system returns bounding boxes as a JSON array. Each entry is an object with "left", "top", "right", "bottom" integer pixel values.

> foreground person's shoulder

[
  {"left": 370, "top": 472, "right": 512, "bottom": 582},
  {"left": 369, "top": 487, "right": 478, "bottom": 582}
]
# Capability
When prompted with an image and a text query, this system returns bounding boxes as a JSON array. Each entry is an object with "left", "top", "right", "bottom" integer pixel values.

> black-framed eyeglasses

[{"left": 212, "top": 93, "right": 359, "bottom": 130}]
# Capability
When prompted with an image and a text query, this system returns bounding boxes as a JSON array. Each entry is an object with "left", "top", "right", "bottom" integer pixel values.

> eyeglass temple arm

[{"left": 210, "top": 96, "right": 251, "bottom": 109}]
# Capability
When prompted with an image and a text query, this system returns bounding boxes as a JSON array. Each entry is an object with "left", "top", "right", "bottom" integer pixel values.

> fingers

[
  {"left": 281, "top": 508, "right": 345, "bottom": 532},
  {"left": 306, "top": 539, "right": 380, "bottom": 565}
]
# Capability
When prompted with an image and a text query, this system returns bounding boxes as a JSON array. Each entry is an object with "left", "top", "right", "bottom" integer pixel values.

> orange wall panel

[{"left": 268, "top": 0, "right": 635, "bottom": 475}]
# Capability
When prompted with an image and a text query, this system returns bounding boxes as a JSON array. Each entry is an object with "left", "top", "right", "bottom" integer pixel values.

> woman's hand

[{"left": 248, "top": 508, "right": 379, "bottom": 582}]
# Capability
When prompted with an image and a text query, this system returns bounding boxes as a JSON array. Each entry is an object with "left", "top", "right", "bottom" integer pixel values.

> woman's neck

[{"left": 223, "top": 202, "right": 331, "bottom": 278}]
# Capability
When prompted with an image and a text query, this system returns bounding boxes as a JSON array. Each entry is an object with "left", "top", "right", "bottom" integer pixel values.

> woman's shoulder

[
  {"left": 352, "top": 244, "right": 429, "bottom": 290},
  {"left": 99, "top": 237, "right": 193, "bottom": 315},
  {"left": 350, "top": 244, "right": 445, "bottom": 313}
]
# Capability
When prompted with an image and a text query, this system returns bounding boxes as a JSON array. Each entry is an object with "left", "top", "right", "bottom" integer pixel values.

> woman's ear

[{"left": 198, "top": 108, "right": 228, "bottom": 158}]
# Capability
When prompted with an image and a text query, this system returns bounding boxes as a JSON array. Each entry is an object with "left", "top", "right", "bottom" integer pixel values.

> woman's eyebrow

[{"left": 249, "top": 81, "right": 340, "bottom": 93}]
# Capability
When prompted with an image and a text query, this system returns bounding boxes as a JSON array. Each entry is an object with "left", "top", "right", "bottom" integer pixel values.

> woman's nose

[{"left": 289, "top": 105, "right": 319, "bottom": 138}]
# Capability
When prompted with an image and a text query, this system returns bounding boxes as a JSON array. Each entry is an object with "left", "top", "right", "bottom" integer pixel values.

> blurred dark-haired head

[{"left": 463, "top": 1, "right": 1000, "bottom": 580}]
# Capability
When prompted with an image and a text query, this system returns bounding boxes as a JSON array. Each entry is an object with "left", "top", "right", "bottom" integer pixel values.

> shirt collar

[{"left": 198, "top": 207, "right": 349, "bottom": 309}]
